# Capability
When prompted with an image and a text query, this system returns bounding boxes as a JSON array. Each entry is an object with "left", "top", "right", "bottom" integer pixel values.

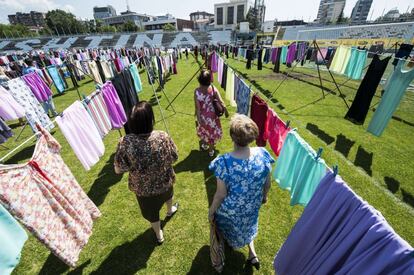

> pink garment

[
  {"left": 0, "top": 126, "right": 101, "bottom": 267},
  {"left": 0, "top": 86, "right": 25, "bottom": 121},
  {"left": 195, "top": 87, "right": 223, "bottom": 145},
  {"left": 264, "top": 108, "right": 291, "bottom": 156},
  {"left": 56, "top": 101, "right": 104, "bottom": 171}
]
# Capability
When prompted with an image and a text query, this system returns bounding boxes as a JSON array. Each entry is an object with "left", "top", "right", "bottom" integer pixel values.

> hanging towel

[
  {"left": 264, "top": 109, "right": 290, "bottom": 156},
  {"left": 7, "top": 78, "right": 54, "bottom": 132},
  {"left": 235, "top": 77, "right": 251, "bottom": 115},
  {"left": 56, "top": 101, "right": 104, "bottom": 171},
  {"left": 367, "top": 60, "right": 414, "bottom": 136},
  {"left": 225, "top": 67, "right": 236, "bottom": 107},
  {"left": 0, "top": 204, "right": 28, "bottom": 275},
  {"left": 0, "top": 86, "right": 25, "bottom": 121},
  {"left": 101, "top": 81, "right": 127, "bottom": 129},
  {"left": 250, "top": 95, "right": 268, "bottom": 147},
  {"left": 129, "top": 63, "right": 143, "bottom": 93},
  {"left": 345, "top": 55, "right": 391, "bottom": 125},
  {"left": 46, "top": 65, "right": 65, "bottom": 93},
  {"left": 274, "top": 170, "right": 414, "bottom": 275},
  {"left": 84, "top": 91, "right": 112, "bottom": 138},
  {"left": 0, "top": 126, "right": 101, "bottom": 267},
  {"left": 273, "top": 130, "right": 326, "bottom": 206}
]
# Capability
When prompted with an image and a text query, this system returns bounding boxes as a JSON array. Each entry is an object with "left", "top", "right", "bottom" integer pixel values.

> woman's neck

[{"left": 232, "top": 144, "right": 250, "bottom": 159}]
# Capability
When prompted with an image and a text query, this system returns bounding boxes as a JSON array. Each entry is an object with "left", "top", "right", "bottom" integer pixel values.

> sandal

[
  {"left": 167, "top": 202, "right": 179, "bottom": 218},
  {"left": 157, "top": 236, "right": 164, "bottom": 245},
  {"left": 247, "top": 256, "right": 260, "bottom": 270},
  {"left": 208, "top": 150, "right": 215, "bottom": 157},
  {"left": 201, "top": 143, "right": 209, "bottom": 151}
]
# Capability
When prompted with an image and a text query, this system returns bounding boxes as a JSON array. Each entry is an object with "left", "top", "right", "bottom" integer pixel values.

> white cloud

[{"left": 0, "top": 0, "right": 75, "bottom": 14}]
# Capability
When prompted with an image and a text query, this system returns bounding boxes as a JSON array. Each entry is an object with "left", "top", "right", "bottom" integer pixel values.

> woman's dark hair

[
  {"left": 24, "top": 58, "right": 34, "bottom": 67},
  {"left": 128, "top": 101, "right": 155, "bottom": 135},
  {"left": 198, "top": 69, "right": 212, "bottom": 86}
]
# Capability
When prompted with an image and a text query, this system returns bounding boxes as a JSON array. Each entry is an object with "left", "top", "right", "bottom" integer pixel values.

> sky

[{"left": 0, "top": 0, "right": 412, "bottom": 24}]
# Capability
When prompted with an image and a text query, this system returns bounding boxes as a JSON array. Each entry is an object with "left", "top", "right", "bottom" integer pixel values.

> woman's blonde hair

[{"left": 230, "top": 114, "right": 259, "bottom": 147}]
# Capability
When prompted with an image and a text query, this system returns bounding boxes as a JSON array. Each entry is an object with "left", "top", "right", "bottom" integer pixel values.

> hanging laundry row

[{"left": 213, "top": 52, "right": 414, "bottom": 273}]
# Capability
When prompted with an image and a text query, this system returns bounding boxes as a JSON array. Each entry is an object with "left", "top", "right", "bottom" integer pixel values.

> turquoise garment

[
  {"left": 367, "top": 60, "right": 414, "bottom": 136},
  {"left": 345, "top": 48, "right": 367, "bottom": 80},
  {"left": 129, "top": 64, "right": 143, "bottom": 93},
  {"left": 46, "top": 65, "right": 65, "bottom": 93},
  {"left": 280, "top": 46, "right": 288, "bottom": 64},
  {"left": 273, "top": 130, "right": 326, "bottom": 206},
  {"left": 0, "top": 204, "right": 28, "bottom": 275}
]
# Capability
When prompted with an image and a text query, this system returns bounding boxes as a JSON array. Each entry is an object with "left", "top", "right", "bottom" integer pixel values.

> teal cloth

[
  {"left": 129, "top": 64, "right": 143, "bottom": 93},
  {"left": 46, "top": 65, "right": 65, "bottom": 93},
  {"left": 273, "top": 130, "right": 327, "bottom": 206},
  {"left": 280, "top": 46, "right": 288, "bottom": 64},
  {"left": 0, "top": 204, "right": 28, "bottom": 275},
  {"left": 345, "top": 48, "right": 367, "bottom": 80},
  {"left": 367, "top": 60, "right": 414, "bottom": 136}
]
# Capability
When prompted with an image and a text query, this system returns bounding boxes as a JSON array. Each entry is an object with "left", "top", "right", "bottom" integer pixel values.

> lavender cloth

[
  {"left": 101, "top": 81, "right": 127, "bottom": 129},
  {"left": 274, "top": 170, "right": 414, "bottom": 275},
  {"left": 286, "top": 43, "right": 297, "bottom": 66},
  {"left": 211, "top": 52, "right": 218, "bottom": 73},
  {"left": 22, "top": 72, "right": 52, "bottom": 103}
]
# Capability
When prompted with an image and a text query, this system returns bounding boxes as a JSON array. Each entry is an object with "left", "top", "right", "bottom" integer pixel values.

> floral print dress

[
  {"left": 209, "top": 147, "right": 275, "bottom": 248},
  {"left": 195, "top": 87, "right": 222, "bottom": 145}
]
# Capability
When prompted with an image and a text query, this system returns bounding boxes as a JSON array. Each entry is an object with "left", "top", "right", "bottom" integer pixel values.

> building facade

[
  {"left": 316, "top": 0, "right": 346, "bottom": 23},
  {"left": 102, "top": 11, "right": 153, "bottom": 29},
  {"left": 214, "top": 0, "right": 254, "bottom": 30},
  {"left": 93, "top": 6, "right": 117, "bottom": 20},
  {"left": 190, "top": 11, "right": 214, "bottom": 31},
  {"left": 142, "top": 14, "right": 193, "bottom": 32},
  {"left": 350, "top": 0, "right": 373, "bottom": 23},
  {"left": 262, "top": 20, "right": 275, "bottom": 33},
  {"left": 8, "top": 11, "right": 46, "bottom": 28}
]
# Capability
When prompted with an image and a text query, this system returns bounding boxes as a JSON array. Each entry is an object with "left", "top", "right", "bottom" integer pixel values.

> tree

[
  {"left": 97, "top": 25, "right": 117, "bottom": 33},
  {"left": 246, "top": 7, "right": 258, "bottom": 31},
  {"left": 0, "top": 23, "right": 35, "bottom": 38},
  {"left": 45, "top": 9, "right": 87, "bottom": 35},
  {"left": 117, "top": 20, "right": 139, "bottom": 32},
  {"left": 162, "top": 23, "right": 176, "bottom": 32}
]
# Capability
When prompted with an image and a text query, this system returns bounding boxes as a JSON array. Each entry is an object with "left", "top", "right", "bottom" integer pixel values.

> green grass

[{"left": 3, "top": 54, "right": 413, "bottom": 275}]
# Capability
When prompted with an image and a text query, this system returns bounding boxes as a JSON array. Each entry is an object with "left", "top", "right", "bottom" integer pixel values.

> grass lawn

[{"left": 2, "top": 53, "right": 413, "bottom": 275}]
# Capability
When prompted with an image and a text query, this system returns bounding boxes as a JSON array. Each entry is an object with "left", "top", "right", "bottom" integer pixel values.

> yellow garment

[
  {"left": 226, "top": 67, "right": 237, "bottom": 107},
  {"left": 88, "top": 61, "right": 103, "bottom": 84},
  {"left": 330, "top": 46, "right": 352, "bottom": 75}
]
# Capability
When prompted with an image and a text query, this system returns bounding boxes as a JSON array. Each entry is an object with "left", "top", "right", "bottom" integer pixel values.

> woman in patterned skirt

[
  {"left": 208, "top": 114, "right": 275, "bottom": 270},
  {"left": 194, "top": 69, "right": 225, "bottom": 157},
  {"left": 114, "top": 101, "right": 179, "bottom": 245}
]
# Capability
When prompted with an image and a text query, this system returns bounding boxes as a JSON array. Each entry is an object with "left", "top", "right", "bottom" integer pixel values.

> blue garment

[
  {"left": 235, "top": 77, "right": 251, "bottom": 115},
  {"left": 273, "top": 130, "right": 326, "bottom": 206},
  {"left": 274, "top": 171, "right": 414, "bottom": 275},
  {"left": 368, "top": 60, "right": 414, "bottom": 136},
  {"left": 0, "top": 204, "right": 28, "bottom": 275},
  {"left": 209, "top": 148, "right": 275, "bottom": 248},
  {"left": 129, "top": 64, "right": 143, "bottom": 93},
  {"left": 22, "top": 66, "right": 37, "bottom": 75},
  {"left": 46, "top": 66, "right": 65, "bottom": 93}
]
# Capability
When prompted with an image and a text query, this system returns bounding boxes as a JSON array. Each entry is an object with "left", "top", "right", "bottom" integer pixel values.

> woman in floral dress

[
  {"left": 194, "top": 69, "right": 225, "bottom": 157},
  {"left": 209, "top": 114, "right": 275, "bottom": 270}
]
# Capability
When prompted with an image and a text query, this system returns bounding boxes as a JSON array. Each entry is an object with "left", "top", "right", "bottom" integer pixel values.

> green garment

[
  {"left": 345, "top": 48, "right": 368, "bottom": 80},
  {"left": 280, "top": 46, "right": 288, "bottom": 64}
]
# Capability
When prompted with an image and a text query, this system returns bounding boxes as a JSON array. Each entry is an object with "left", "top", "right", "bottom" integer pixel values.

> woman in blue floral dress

[{"left": 209, "top": 114, "right": 274, "bottom": 270}]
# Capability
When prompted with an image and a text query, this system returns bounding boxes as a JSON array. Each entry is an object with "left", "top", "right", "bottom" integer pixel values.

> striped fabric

[{"left": 84, "top": 91, "right": 112, "bottom": 138}]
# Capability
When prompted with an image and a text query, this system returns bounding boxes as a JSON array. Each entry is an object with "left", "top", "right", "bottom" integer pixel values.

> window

[
  {"left": 227, "top": 6, "right": 234, "bottom": 24},
  {"left": 217, "top": 7, "right": 223, "bottom": 25},
  {"left": 237, "top": 5, "right": 245, "bottom": 22}
]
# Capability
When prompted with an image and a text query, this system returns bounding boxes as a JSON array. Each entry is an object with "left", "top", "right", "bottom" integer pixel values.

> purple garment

[
  {"left": 101, "top": 81, "right": 127, "bottom": 129},
  {"left": 296, "top": 43, "right": 307, "bottom": 62},
  {"left": 271, "top": 48, "right": 278, "bottom": 64},
  {"left": 286, "top": 43, "right": 297, "bottom": 66},
  {"left": 211, "top": 52, "right": 218, "bottom": 73},
  {"left": 274, "top": 170, "right": 414, "bottom": 275},
  {"left": 22, "top": 72, "right": 52, "bottom": 103},
  {"left": 317, "top": 48, "right": 328, "bottom": 64}
]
